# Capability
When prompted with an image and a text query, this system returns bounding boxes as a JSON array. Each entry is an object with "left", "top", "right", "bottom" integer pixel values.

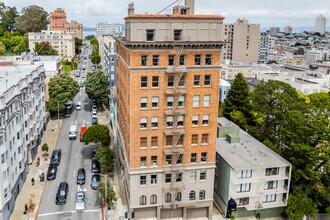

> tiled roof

[{"left": 125, "top": 13, "right": 225, "bottom": 20}]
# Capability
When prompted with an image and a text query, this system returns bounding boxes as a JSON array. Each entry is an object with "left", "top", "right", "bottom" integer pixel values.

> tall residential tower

[
  {"left": 315, "top": 15, "right": 326, "bottom": 34},
  {"left": 49, "top": 8, "right": 67, "bottom": 33}
]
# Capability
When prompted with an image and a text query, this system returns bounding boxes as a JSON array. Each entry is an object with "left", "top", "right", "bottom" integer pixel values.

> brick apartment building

[
  {"left": 50, "top": 8, "right": 67, "bottom": 33},
  {"left": 115, "top": 1, "right": 225, "bottom": 219}
]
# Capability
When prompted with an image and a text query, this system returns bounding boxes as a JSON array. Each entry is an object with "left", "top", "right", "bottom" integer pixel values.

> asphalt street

[{"left": 37, "top": 43, "right": 102, "bottom": 220}]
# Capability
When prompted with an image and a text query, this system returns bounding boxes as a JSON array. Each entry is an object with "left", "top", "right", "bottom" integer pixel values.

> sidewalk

[{"left": 9, "top": 119, "right": 63, "bottom": 220}]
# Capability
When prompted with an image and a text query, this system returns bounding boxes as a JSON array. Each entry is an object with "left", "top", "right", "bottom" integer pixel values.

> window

[
  {"left": 151, "top": 136, "right": 158, "bottom": 147},
  {"left": 202, "top": 134, "right": 209, "bottom": 145},
  {"left": 165, "top": 174, "right": 172, "bottom": 183},
  {"left": 146, "top": 29, "right": 155, "bottom": 41},
  {"left": 151, "top": 156, "right": 157, "bottom": 166},
  {"left": 0, "top": 136, "right": 3, "bottom": 145},
  {"left": 151, "top": 96, "right": 159, "bottom": 108},
  {"left": 203, "top": 95, "right": 210, "bottom": 107},
  {"left": 179, "top": 55, "right": 185, "bottom": 65},
  {"left": 176, "top": 192, "right": 182, "bottom": 201},
  {"left": 263, "top": 194, "right": 276, "bottom": 203},
  {"left": 193, "top": 96, "right": 200, "bottom": 107},
  {"left": 176, "top": 173, "right": 183, "bottom": 182},
  {"left": 140, "top": 137, "right": 147, "bottom": 148},
  {"left": 191, "top": 153, "right": 197, "bottom": 163},
  {"left": 264, "top": 180, "right": 278, "bottom": 190},
  {"left": 204, "top": 75, "right": 211, "bottom": 86},
  {"left": 140, "top": 157, "right": 147, "bottom": 167},
  {"left": 150, "top": 194, "right": 157, "bottom": 204},
  {"left": 165, "top": 155, "right": 172, "bottom": 165},
  {"left": 151, "top": 117, "right": 158, "bottom": 128},
  {"left": 199, "top": 190, "right": 205, "bottom": 200},
  {"left": 152, "top": 76, "right": 159, "bottom": 87},
  {"left": 205, "top": 54, "right": 212, "bottom": 65},
  {"left": 151, "top": 175, "right": 157, "bottom": 184},
  {"left": 236, "top": 183, "right": 251, "bottom": 192},
  {"left": 166, "top": 116, "right": 173, "bottom": 127},
  {"left": 265, "top": 167, "right": 279, "bottom": 176},
  {"left": 178, "top": 96, "right": 185, "bottom": 107},
  {"left": 168, "top": 55, "right": 175, "bottom": 66},
  {"left": 140, "top": 176, "right": 147, "bottom": 185},
  {"left": 237, "top": 170, "right": 252, "bottom": 179},
  {"left": 200, "top": 170, "right": 206, "bottom": 180},
  {"left": 177, "top": 115, "right": 184, "bottom": 127},
  {"left": 140, "top": 97, "right": 147, "bottom": 109},
  {"left": 167, "top": 76, "right": 174, "bottom": 87},
  {"left": 235, "top": 197, "right": 249, "bottom": 206},
  {"left": 190, "top": 170, "right": 197, "bottom": 181},
  {"left": 189, "top": 191, "right": 196, "bottom": 200},
  {"left": 202, "top": 115, "right": 210, "bottom": 125},
  {"left": 141, "top": 76, "right": 148, "bottom": 88},
  {"left": 174, "top": 29, "right": 182, "bottom": 41},
  {"left": 152, "top": 55, "right": 159, "bottom": 66},
  {"left": 165, "top": 193, "right": 171, "bottom": 203},
  {"left": 178, "top": 75, "right": 185, "bottom": 87},
  {"left": 166, "top": 136, "right": 173, "bottom": 146},
  {"left": 191, "top": 134, "right": 198, "bottom": 145},
  {"left": 140, "top": 118, "right": 147, "bottom": 129},
  {"left": 140, "top": 195, "right": 147, "bottom": 205},
  {"left": 167, "top": 96, "right": 174, "bottom": 107},
  {"left": 194, "top": 75, "right": 201, "bottom": 86},
  {"left": 191, "top": 116, "right": 199, "bottom": 126},
  {"left": 195, "top": 54, "right": 201, "bottom": 65},
  {"left": 201, "top": 152, "right": 207, "bottom": 162},
  {"left": 177, "top": 136, "right": 184, "bottom": 146},
  {"left": 141, "top": 55, "right": 148, "bottom": 66},
  {"left": 1, "top": 154, "right": 4, "bottom": 164}
]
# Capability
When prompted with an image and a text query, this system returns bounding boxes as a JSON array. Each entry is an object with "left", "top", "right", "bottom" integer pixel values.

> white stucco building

[
  {"left": 315, "top": 15, "right": 326, "bottom": 35},
  {"left": 96, "top": 23, "right": 123, "bottom": 37}
]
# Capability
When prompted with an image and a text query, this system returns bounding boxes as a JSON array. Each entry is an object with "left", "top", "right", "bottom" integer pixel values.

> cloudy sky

[{"left": 2, "top": 0, "right": 330, "bottom": 30}]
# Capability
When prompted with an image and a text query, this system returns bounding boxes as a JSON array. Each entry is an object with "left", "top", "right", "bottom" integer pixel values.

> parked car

[
  {"left": 76, "top": 101, "right": 82, "bottom": 110},
  {"left": 47, "top": 165, "right": 57, "bottom": 181},
  {"left": 76, "top": 168, "right": 86, "bottom": 185},
  {"left": 91, "top": 159, "right": 100, "bottom": 173},
  {"left": 75, "top": 191, "right": 85, "bottom": 212},
  {"left": 91, "top": 174, "right": 100, "bottom": 189},
  {"left": 80, "top": 125, "right": 87, "bottom": 142},
  {"left": 50, "top": 149, "right": 62, "bottom": 166},
  {"left": 91, "top": 112, "right": 97, "bottom": 118},
  {"left": 92, "top": 117, "right": 98, "bottom": 125},
  {"left": 55, "top": 182, "right": 69, "bottom": 205}
]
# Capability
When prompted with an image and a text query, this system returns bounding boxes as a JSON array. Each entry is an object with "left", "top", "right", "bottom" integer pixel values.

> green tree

[
  {"left": 0, "top": 41, "right": 6, "bottom": 55},
  {"left": 97, "top": 180, "right": 117, "bottom": 206},
  {"left": 90, "top": 37, "right": 98, "bottom": 46},
  {"left": 91, "top": 54, "right": 101, "bottom": 65},
  {"left": 223, "top": 73, "right": 250, "bottom": 127},
  {"left": 95, "top": 146, "right": 115, "bottom": 173},
  {"left": 0, "top": 3, "right": 19, "bottom": 35},
  {"left": 15, "top": 5, "right": 49, "bottom": 33},
  {"left": 34, "top": 41, "right": 58, "bottom": 55},
  {"left": 85, "top": 71, "right": 108, "bottom": 104},
  {"left": 12, "top": 37, "right": 28, "bottom": 54},
  {"left": 48, "top": 74, "right": 79, "bottom": 115},
  {"left": 82, "top": 124, "right": 110, "bottom": 146},
  {"left": 85, "top": 35, "right": 95, "bottom": 40}
]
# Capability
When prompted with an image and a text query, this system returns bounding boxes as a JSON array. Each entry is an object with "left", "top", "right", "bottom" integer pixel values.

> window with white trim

[
  {"left": 200, "top": 170, "right": 206, "bottom": 180},
  {"left": 151, "top": 96, "right": 159, "bottom": 108},
  {"left": 151, "top": 156, "right": 157, "bottom": 166},
  {"left": 201, "top": 152, "right": 207, "bottom": 162},
  {"left": 165, "top": 193, "right": 171, "bottom": 203},
  {"left": 190, "top": 170, "right": 197, "bottom": 181},
  {"left": 264, "top": 180, "right": 278, "bottom": 190},
  {"left": 263, "top": 194, "right": 276, "bottom": 203},
  {"left": 199, "top": 190, "right": 205, "bottom": 200},
  {"left": 166, "top": 116, "right": 173, "bottom": 127},
  {"left": 203, "top": 95, "right": 210, "bottom": 107},
  {"left": 178, "top": 96, "right": 185, "bottom": 107},
  {"left": 151, "top": 175, "right": 157, "bottom": 184},
  {"left": 140, "top": 195, "right": 147, "bottom": 205},
  {"left": 189, "top": 191, "right": 196, "bottom": 200},
  {"left": 192, "top": 115, "right": 199, "bottom": 126},
  {"left": 140, "top": 97, "right": 147, "bottom": 109},
  {"left": 191, "top": 153, "right": 197, "bottom": 163},
  {"left": 177, "top": 115, "right": 184, "bottom": 127},
  {"left": 204, "top": 75, "right": 211, "bottom": 86},
  {"left": 237, "top": 170, "right": 252, "bottom": 179},
  {"left": 167, "top": 96, "right": 174, "bottom": 107},
  {"left": 140, "top": 117, "right": 147, "bottom": 129},
  {"left": 202, "top": 114, "right": 209, "bottom": 125},
  {"left": 194, "top": 75, "right": 201, "bottom": 86},
  {"left": 151, "top": 117, "right": 158, "bottom": 128},
  {"left": 140, "top": 175, "right": 147, "bottom": 185},
  {"left": 150, "top": 194, "right": 157, "bottom": 204},
  {"left": 140, "top": 157, "right": 147, "bottom": 167},
  {"left": 236, "top": 183, "right": 251, "bottom": 192},
  {"left": 193, "top": 96, "right": 200, "bottom": 107}
]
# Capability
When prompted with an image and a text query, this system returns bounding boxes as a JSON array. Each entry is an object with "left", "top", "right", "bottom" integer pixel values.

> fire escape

[{"left": 163, "top": 46, "right": 188, "bottom": 209}]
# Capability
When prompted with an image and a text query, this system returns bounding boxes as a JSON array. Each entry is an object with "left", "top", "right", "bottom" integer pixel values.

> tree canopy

[
  {"left": 82, "top": 124, "right": 110, "bottom": 147},
  {"left": 95, "top": 146, "right": 115, "bottom": 174},
  {"left": 85, "top": 71, "right": 108, "bottom": 104},
  {"left": 97, "top": 180, "right": 117, "bottom": 206},
  {"left": 0, "top": 3, "right": 19, "bottom": 35},
  {"left": 15, "top": 5, "right": 49, "bottom": 33},
  {"left": 34, "top": 41, "right": 58, "bottom": 55}
]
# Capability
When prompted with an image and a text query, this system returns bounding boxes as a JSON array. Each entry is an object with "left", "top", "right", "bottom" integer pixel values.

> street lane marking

[
  {"left": 38, "top": 210, "right": 99, "bottom": 217},
  {"left": 75, "top": 152, "right": 78, "bottom": 158},
  {"left": 73, "top": 170, "right": 76, "bottom": 177}
]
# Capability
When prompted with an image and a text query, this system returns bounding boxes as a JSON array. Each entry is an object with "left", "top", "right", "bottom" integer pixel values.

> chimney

[
  {"left": 185, "top": 0, "right": 195, "bottom": 14},
  {"left": 128, "top": 2, "right": 135, "bottom": 16}
]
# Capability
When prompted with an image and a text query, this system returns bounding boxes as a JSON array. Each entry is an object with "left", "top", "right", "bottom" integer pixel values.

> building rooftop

[
  {"left": 125, "top": 13, "right": 225, "bottom": 20},
  {"left": 216, "top": 117, "right": 290, "bottom": 170}
]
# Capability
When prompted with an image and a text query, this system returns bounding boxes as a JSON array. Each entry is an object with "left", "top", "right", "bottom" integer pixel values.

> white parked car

[
  {"left": 75, "top": 191, "right": 85, "bottom": 212},
  {"left": 91, "top": 112, "right": 97, "bottom": 118},
  {"left": 76, "top": 101, "right": 82, "bottom": 110}
]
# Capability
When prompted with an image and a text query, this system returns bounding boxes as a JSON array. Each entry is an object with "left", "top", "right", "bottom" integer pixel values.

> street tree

[
  {"left": 90, "top": 37, "right": 98, "bottom": 46},
  {"left": 85, "top": 71, "right": 108, "bottom": 104},
  {"left": 47, "top": 74, "right": 79, "bottom": 115},
  {"left": 34, "top": 41, "right": 58, "bottom": 55},
  {"left": 95, "top": 146, "right": 115, "bottom": 174},
  {"left": 91, "top": 54, "right": 101, "bottom": 66},
  {"left": 97, "top": 180, "right": 117, "bottom": 207},
  {"left": 0, "top": 41, "right": 6, "bottom": 55},
  {"left": 15, "top": 5, "right": 49, "bottom": 33},
  {"left": 82, "top": 124, "right": 110, "bottom": 147}
]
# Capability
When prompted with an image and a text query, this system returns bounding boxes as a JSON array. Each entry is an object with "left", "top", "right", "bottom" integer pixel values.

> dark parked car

[
  {"left": 91, "top": 159, "right": 100, "bottom": 173},
  {"left": 92, "top": 117, "right": 98, "bottom": 125},
  {"left": 76, "top": 168, "right": 86, "bottom": 185},
  {"left": 55, "top": 182, "right": 69, "bottom": 205},
  {"left": 50, "top": 149, "right": 62, "bottom": 166},
  {"left": 64, "top": 101, "right": 73, "bottom": 118},
  {"left": 47, "top": 165, "right": 57, "bottom": 181},
  {"left": 91, "top": 174, "right": 100, "bottom": 189}
]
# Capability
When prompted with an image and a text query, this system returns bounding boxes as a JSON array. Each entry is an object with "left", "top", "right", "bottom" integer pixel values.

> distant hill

[{"left": 83, "top": 27, "right": 96, "bottom": 31}]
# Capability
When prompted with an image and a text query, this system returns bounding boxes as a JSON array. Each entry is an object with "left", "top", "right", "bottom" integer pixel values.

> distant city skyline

[{"left": 2, "top": 0, "right": 330, "bottom": 31}]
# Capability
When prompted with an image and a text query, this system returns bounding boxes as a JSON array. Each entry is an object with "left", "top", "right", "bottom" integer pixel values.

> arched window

[
  {"left": 150, "top": 194, "right": 157, "bottom": 204},
  {"left": 165, "top": 192, "right": 171, "bottom": 203},
  {"left": 140, "top": 195, "right": 147, "bottom": 205},
  {"left": 189, "top": 191, "right": 195, "bottom": 200},
  {"left": 199, "top": 190, "right": 205, "bottom": 200},
  {"left": 175, "top": 192, "right": 182, "bottom": 201}
]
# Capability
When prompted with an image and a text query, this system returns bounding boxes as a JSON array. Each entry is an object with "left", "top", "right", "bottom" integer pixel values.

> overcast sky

[{"left": 2, "top": 0, "right": 330, "bottom": 30}]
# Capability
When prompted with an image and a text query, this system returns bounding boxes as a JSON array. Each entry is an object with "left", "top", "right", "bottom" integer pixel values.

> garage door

[
  {"left": 135, "top": 207, "right": 157, "bottom": 219},
  {"left": 161, "top": 208, "right": 183, "bottom": 219},
  {"left": 187, "top": 207, "right": 208, "bottom": 219}
]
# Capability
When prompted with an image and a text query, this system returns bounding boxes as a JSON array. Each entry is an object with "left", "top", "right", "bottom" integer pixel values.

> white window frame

[
  {"left": 178, "top": 96, "right": 185, "bottom": 107},
  {"left": 202, "top": 114, "right": 210, "bottom": 125},
  {"left": 151, "top": 156, "right": 157, "bottom": 166},
  {"left": 140, "top": 157, "right": 147, "bottom": 167},
  {"left": 151, "top": 96, "right": 159, "bottom": 108},
  {"left": 203, "top": 95, "right": 210, "bottom": 107},
  {"left": 166, "top": 116, "right": 173, "bottom": 127},
  {"left": 140, "top": 97, "right": 147, "bottom": 109},
  {"left": 151, "top": 117, "right": 158, "bottom": 128},
  {"left": 236, "top": 183, "right": 251, "bottom": 193},
  {"left": 190, "top": 170, "right": 197, "bottom": 181},
  {"left": 167, "top": 96, "right": 174, "bottom": 107},
  {"left": 192, "top": 115, "right": 199, "bottom": 126},
  {"left": 151, "top": 175, "right": 157, "bottom": 184},
  {"left": 140, "top": 117, "right": 147, "bottom": 129},
  {"left": 237, "top": 170, "right": 252, "bottom": 179},
  {"left": 263, "top": 194, "right": 277, "bottom": 203},
  {"left": 140, "top": 175, "right": 147, "bottom": 185},
  {"left": 193, "top": 95, "right": 200, "bottom": 107}
]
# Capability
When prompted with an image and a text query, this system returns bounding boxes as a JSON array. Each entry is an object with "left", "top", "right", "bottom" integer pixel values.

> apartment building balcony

[
  {"left": 166, "top": 66, "right": 188, "bottom": 74},
  {"left": 163, "top": 147, "right": 187, "bottom": 155},
  {"left": 164, "top": 128, "right": 187, "bottom": 136},
  {"left": 164, "top": 108, "right": 187, "bottom": 116}
]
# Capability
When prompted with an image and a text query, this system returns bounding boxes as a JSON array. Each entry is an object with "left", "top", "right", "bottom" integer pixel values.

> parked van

[{"left": 69, "top": 125, "right": 77, "bottom": 140}]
